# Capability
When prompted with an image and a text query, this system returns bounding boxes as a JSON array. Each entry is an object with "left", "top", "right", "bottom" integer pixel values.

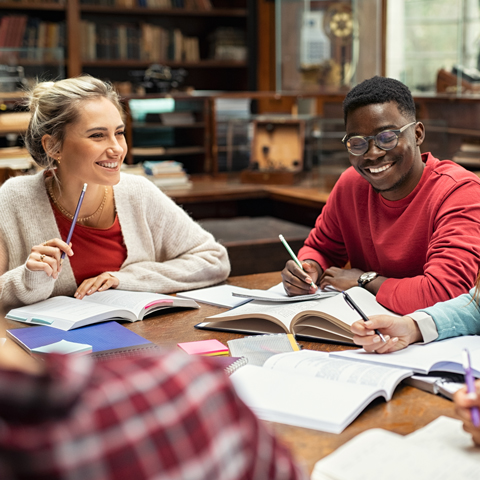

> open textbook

[
  {"left": 312, "top": 416, "right": 480, "bottom": 479},
  {"left": 332, "top": 335, "right": 480, "bottom": 376},
  {"left": 197, "top": 286, "right": 397, "bottom": 344},
  {"left": 229, "top": 349, "right": 412, "bottom": 434},
  {"left": 6, "top": 290, "right": 199, "bottom": 331}
]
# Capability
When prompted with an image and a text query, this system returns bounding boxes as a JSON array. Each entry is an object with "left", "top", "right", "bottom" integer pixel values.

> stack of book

[{"left": 143, "top": 160, "right": 192, "bottom": 190}]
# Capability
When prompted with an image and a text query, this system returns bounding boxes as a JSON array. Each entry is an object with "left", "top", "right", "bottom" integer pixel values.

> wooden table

[{"left": 4, "top": 272, "right": 456, "bottom": 475}]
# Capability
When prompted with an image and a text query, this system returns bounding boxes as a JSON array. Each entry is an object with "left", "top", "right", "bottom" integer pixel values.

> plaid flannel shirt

[{"left": 0, "top": 350, "right": 305, "bottom": 480}]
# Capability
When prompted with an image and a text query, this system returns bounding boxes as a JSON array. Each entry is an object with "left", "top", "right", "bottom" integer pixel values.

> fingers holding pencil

[
  {"left": 281, "top": 259, "right": 322, "bottom": 296},
  {"left": 27, "top": 238, "right": 73, "bottom": 279}
]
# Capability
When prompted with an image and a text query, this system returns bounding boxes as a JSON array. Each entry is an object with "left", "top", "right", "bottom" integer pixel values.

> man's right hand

[{"left": 281, "top": 259, "right": 322, "bottom": 296}]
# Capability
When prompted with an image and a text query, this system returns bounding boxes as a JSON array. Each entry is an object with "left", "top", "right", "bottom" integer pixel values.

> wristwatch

[{"left": 357, "top": 271, "right": 378, "bottom": 288}]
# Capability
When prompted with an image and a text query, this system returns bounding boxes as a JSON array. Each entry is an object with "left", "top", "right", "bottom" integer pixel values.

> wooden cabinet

[
  {"left": 123, "top": 94, "right": 212, "bottom": 172},
  {"left": 0, "top": 0, "right": 256, "bottom": 91}
]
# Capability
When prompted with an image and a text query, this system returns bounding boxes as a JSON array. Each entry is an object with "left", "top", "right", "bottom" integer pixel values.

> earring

[{"left": 56, "top": 156, "right": 61, "bottom": 165}]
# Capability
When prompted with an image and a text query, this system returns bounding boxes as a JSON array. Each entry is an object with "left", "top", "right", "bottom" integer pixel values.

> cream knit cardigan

[{"left": 0, "top": 172, "right": 230, "bottom": 309}]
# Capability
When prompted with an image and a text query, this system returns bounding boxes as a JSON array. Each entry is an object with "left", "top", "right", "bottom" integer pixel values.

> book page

[
  {"left": 263, "top": 350, "right": 412, "bottom": 400},
  {"left": 207, "top": 286, "right": 396, "bottom": 334},
  {"left": 311, "top": 426, "right": 480, "bottom": 480},
  {"left": 6, "top": 296, "right": 128, "bottom": 330},
  {"left": 207, "top": 298, "right": 319, "bottom": 331},
  {"left": 83, "top": 290, "right": 177, "bottom": 317},
  {"left": 230, "top": 365, "right": 389, "bottom": 434},
  {"left": 333, "top": 335, "right": 480, "bottom": 376}
]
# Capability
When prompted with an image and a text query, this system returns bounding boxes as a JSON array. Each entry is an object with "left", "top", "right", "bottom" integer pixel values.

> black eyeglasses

[{"left": 342, "top": 121, "right": 416, "bottom": 156}]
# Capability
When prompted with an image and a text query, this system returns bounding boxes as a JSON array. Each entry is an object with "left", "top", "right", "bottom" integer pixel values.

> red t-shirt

[
  {"left": 51, "top": 203, "right": 127, "bottom": 286},
  {"left": 298, "top": 152, "right": 480, "bottom": 314}
]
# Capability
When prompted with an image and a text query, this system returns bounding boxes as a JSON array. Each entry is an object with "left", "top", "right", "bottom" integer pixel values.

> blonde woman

[{"left": 0, "top": 76, "right": 230, "bottom": 309}]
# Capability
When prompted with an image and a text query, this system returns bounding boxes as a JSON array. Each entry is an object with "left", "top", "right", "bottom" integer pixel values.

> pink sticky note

[{"left": 177, "top": 339, "right": 229, "bottom": 355}]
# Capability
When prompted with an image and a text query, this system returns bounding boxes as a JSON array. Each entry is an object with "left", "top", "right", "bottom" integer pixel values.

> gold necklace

[{"left": 47, "top": 180, "right": 108, "bottom": 223}]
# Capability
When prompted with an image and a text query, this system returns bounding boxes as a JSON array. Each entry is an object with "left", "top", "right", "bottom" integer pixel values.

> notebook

[
  {"left": 227, "top": 333, "right": 300, "bottom": 366},
  {"left": 7, "top": 321, "right": 160, "bottom": 360}
]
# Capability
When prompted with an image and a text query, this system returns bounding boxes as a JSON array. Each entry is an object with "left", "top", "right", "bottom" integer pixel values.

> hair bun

[{"left": 27, "top": 81, "right": 55, "bottom": 112}]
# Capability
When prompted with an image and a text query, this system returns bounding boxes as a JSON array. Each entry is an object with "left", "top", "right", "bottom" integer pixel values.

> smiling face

[
  {"left": 344, "top": 102, "right": 425, "bottom": 201},
  {"left": 56, "top": 97, "right": 127, "bottom": 188}
]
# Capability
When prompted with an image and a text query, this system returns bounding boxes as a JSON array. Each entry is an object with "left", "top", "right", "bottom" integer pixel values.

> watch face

[{"left": 359, "top": 271, "right": 378, "bottom": 286}]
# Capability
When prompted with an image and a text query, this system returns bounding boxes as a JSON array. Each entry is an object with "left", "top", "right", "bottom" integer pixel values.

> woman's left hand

[{"left": 74, "top": 273, "right": 119, "bottom": 299}]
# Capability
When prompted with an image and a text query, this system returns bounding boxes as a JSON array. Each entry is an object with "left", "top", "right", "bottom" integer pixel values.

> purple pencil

[{"left": 60, "top": 183, "right": 87, "bottom": 265}]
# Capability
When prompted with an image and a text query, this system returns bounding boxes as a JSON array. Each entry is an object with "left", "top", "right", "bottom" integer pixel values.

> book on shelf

[
  {"left": 6, "top": 289, "right": 199, "bottom": 331},
  {"left": 1, "top": 16, "right": 66, "bottom": 55},
  {"left": 229, "top": 349, "right": 413, "bottom": 434},
  {"left": 7, "top": 321, "right": 160, "bottom": 359},
  {"left": 77, "top": 0, "right": 212, "bottom": 8},
  {"left": 196, "top": 286, "right": 397, "bottom": 345},
  {"left": 311, "top": 416, "right": 480, "bottom": 480}
]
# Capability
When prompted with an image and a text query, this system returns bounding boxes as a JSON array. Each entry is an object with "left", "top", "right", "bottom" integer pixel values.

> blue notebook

[{"left": 7, "top": 321, "right": 160, "bottom": 360}]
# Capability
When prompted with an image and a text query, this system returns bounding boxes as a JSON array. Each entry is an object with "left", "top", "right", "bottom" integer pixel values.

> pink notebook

[{"left": 177, "top": 339, "right": 229, "bottom": 356}]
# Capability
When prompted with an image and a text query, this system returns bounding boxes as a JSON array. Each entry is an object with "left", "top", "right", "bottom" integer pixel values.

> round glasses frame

[{"left": 341, "top": 121, "right": 417, "bottom": 156}]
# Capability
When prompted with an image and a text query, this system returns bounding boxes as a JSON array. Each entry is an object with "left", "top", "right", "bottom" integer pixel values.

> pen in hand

[
  {"left": 462, "top": 348, "right": 480, "bottom": 427},
  {"left": 278, "top": 234, "right": 316, "bottom": 288},
  {"left": 342, "top": 290, "right": 387, "bottom": 343},
  {"left": 60, "top": 183, "right": 87, "bottom": 265}
]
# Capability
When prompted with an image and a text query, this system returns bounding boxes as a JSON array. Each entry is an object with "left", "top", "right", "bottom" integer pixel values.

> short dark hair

[{"left": 343, "top": 76, "right": 416, "bottom": 124}]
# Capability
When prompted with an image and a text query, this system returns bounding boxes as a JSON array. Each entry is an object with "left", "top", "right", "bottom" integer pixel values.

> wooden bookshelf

[{"left": 0, "top": 0, "right": 255, "bottom": 90}]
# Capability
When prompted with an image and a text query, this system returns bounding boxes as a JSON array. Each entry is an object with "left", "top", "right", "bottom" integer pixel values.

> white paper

[
  {"left": 231, "top": 282, "right": 338, "bottom": 302},
  {"left": 333, "top": 335, "right": 480, "bottom": 376},
  {"left": 176, "top": 285, "right": 252, "bottom": 308},
  {"left": 312, "top": 417, "right": 480, "bottom": 480}
]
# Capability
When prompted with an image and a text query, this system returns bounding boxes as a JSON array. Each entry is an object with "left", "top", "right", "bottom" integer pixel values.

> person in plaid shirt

[{"left": 0, "top": 347, "right": 305, "bottom": 480}]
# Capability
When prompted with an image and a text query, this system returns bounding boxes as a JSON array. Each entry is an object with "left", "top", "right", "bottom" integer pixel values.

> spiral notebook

[
  {"left": 7, "top": 321, "right": 160, "bottom": 360},
  {"left": 205, "top": 355, "right": 249, "bottom": 376}
]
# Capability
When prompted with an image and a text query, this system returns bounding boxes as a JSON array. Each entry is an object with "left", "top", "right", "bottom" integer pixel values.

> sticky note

[{"left": 177, "top": 339, "right": 229, "bottom": 356}]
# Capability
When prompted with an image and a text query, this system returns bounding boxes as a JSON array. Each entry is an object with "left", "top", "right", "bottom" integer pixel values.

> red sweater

[
  {"left": 52, "top": 205, "right": 127, "bottom": 286},
  {"left": 299, "top": 153, "right": 480, "bottom": 314}
]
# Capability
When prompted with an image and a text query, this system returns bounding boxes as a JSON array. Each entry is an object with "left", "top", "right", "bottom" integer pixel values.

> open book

[
  {"left": 6, "top": 290, "right": 199, "bottom": 331},
  {"left": 332, "top": 335, "right": 480, "bottom": 376},
  {"left": 229, "top": 349, "right": 412, "bottom": 434},
  {"left": 197, "top": 286, "right": 397, "bottom": 344},
  {"left": 312, "top": 416, "right": 480, "bottom": 480}
]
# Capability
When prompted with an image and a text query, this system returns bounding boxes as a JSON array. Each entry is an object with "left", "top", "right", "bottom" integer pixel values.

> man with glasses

[{"left": 282, "top": 76, "right": 480, "bottom": 315}]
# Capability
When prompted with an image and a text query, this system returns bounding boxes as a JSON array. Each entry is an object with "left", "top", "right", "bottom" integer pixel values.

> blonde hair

[{"left": 24, "top": 75, "right": 123, "bottom": 169}]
